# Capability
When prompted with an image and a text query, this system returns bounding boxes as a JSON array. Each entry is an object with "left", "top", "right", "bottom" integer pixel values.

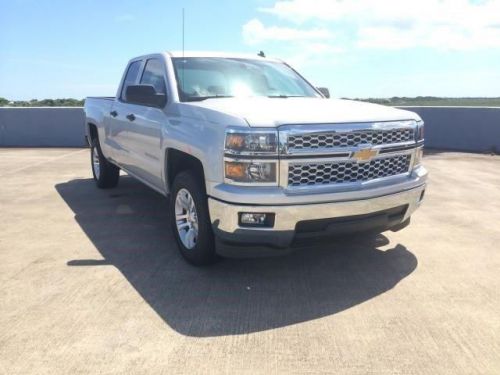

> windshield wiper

[
  {"left": 184, "top": 95, "right": 234, "bottom": 102},
  {"left": 267, "top": 95, "right": 307, "bottom": 98}
]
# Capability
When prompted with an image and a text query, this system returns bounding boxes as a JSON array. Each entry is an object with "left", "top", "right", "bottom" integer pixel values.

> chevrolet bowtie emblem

[{"left": 353, "top": 148, "right": 378, "bottom": 162}]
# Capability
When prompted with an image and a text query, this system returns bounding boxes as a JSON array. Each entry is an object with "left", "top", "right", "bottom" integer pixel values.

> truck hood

[{"left": 186, "top": 97, "right": 420, "bottom": 127}]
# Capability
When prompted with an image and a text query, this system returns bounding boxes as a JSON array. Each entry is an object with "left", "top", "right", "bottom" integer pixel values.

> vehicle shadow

[{"left": 56, "top": 176, "right": 417, "bottom": 337}]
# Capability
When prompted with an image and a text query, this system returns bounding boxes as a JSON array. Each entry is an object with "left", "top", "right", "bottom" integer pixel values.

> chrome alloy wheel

[
  {"left": 175, "top": 188, "right": 199, "bottom": 250},
  {"left": 92, "top": 146, "right": 100, "bottom": 179}
]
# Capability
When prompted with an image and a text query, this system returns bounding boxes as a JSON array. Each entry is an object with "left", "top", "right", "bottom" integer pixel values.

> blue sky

[{"left": 2, "top": 0, "right": 500, "bottom": 100}]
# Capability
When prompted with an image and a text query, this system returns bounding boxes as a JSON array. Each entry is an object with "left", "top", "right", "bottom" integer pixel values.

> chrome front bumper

[
  {"left": 209, "top": 121, "right": 427, "bottom": 256},
  {"left": 208, "top": 181, "right": 426, "bottom": 254}
]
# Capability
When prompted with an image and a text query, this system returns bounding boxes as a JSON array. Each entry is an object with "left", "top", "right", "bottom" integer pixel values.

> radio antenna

[
  {"left": 182, "top": 8, "right": 185, "bottom": 59},
  {"left": 182, "top": 8, "right": 185, "bottom": 92}
]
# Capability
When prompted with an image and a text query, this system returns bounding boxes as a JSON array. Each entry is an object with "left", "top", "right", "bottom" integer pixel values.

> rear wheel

[
  {"left": 91, "top": 139, "right": 119, "bottom": 189},
  {"left": 170, "top": 171, "right": 216, "bottom": 265}
]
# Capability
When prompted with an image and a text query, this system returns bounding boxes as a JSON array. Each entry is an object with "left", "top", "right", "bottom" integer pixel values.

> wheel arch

[
  {"left": 165, "top": 148, "right": 206, "bottom": 194},
  {"left": 87, "top": 122, "right": 98, "bottom": 144}
]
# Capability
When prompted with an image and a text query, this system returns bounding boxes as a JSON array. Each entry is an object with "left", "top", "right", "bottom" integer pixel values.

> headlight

[
  {"left": 416, "top": 120, "right": 424, "bottom": 141},
  {"left": 224, "top": 128, "right": 279, "bottom": 185},
  {"left": 224, "top": 160, "right": 277, "bottom": 184},
  {"left": 225, "top": 129, "right": 278, "bottom": 155}
]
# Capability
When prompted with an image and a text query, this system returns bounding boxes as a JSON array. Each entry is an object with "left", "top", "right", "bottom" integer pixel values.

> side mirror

[
  {"left": 317, "top": 87, "right": 330, "bottom": 98},
  {"left": 126, "top": 84, "right": 166, "bottom": 107}
]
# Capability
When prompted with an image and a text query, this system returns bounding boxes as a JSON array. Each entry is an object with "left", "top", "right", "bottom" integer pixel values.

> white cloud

[
  {"left": 242, "top": 19, "right": 342, "bottom": 68},
  {"left": 281, "top": 42, "right": 343, "bottom": 69},
  {"left": 257, "top": 0, "right": 500, "bottom": 50},
  {"left": 242, "top": 18, "right": 332, "bottom": 45}
]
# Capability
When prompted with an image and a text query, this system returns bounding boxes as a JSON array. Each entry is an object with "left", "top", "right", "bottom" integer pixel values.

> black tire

[
  {"left": 170, "top": 170, "right": 216, "bottom": 266},
  {"left": 91, "top": 138, "right": 120, "bottom": 189}
]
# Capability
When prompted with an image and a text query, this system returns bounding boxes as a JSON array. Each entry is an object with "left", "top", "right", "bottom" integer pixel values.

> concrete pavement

[{"left": 0, "top": 148, "right": 499, "bottom": 374}]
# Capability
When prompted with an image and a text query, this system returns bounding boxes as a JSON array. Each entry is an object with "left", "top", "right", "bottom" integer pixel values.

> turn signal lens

[
  {"left": 224, "top": 161, "right": 277, "bottom": 183},
  {"left": 225, "top": 162, "right": 247, "bottom": 179},
  {"left": 225, "top": 134, "right": 246, "bottom": 149},
  {"left": 416, "top": 121, "right": 425, "bottom": 141},
  {"left": 414, "top": 147, "right": 423, "bottom": 168}
]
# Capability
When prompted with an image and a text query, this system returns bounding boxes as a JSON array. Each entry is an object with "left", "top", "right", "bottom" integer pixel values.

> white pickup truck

[{"left": 84, "top": 51, "right": 427, "bottom": 265}]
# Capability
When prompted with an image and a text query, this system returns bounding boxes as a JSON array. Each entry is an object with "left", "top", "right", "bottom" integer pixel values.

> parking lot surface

[{"left": 1, "top": 148, "right": 499, "bottom": 374}]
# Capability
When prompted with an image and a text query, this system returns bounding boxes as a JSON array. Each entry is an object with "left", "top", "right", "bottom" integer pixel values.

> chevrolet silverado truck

[{"left": 84, "top": 52, "right": 427, "bottom": 265}]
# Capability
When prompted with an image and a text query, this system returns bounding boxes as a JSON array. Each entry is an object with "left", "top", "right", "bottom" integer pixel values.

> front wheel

[
  {"left": 91, "top": 139, "right": 120, "bottom": 189},
  {"left": 170, "top": 171, "right": 216, "bottom": 266}
]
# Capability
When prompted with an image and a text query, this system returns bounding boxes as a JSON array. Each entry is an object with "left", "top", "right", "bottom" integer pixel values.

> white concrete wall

[{"left": 1, "top": 106, "right": 499, "bottom": 153}]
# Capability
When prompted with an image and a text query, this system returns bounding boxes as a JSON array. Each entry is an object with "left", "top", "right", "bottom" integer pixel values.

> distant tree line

[
  {"left": 0, "top": 98, "right": 84, "bottom": 107},
  {"left": 349, "top": 96, "right": 449, "bottom": 105},
  {"left": 350, "top": 96, "right": 500, "bottom": 107}
]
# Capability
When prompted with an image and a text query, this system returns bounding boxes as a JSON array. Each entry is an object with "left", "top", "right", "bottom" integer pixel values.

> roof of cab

[{"left": 165, "top": 51, "right": 282, "bottom": 62}]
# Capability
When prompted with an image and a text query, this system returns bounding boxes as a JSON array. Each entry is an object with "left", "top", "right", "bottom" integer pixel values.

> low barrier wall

[
  {"left": 0, "top": 106, "right": 499, "bottom": 153},
  {"left": 0, "top": 107, "right": 86, "bottom": 147},
  {"left": 398, "top": 106, "right": 500, "bottom": 153}
]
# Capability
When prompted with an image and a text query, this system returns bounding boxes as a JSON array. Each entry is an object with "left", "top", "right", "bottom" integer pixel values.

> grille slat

[
  {"left": 287, "top": 129, "right": 414, "bottom": 150},
  {"left": 288, "top": 155, "right": 411, "bottom": 187}
]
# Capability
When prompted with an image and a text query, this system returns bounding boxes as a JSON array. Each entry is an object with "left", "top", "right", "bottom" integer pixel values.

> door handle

[
  {"left": 110, "top": 110, "right": 118, "bottom": 117},
  {"left": 126, "top": 113, "right": 136, "bottom": 122}
]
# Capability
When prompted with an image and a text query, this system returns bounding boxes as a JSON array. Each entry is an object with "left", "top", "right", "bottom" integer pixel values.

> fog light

[
  {"left": 241, "top": 213, "right": 266, "bottom": 224},
  {"left": 239, "top": 212, "right": 275, "bottom": 227}
]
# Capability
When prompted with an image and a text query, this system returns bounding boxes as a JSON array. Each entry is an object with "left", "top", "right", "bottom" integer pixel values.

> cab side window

[
  {"left": 120, "top": 60, "right": 142, "bottom": 102},
  {"left": 140, "top": 59, "right": 167, "bottom": 96}
]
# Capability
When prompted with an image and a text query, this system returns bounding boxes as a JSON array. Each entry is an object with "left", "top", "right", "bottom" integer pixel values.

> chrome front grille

[
  {"left": 287, "top": 128, "right": 414, "bottom": 150},
  {"left": 288, "top": 154, "right": 411, "bottom": 187}
]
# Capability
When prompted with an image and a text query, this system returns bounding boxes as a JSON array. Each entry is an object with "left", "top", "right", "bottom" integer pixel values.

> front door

[
  {"left": 107, "top": 59, "right": 143, "bottom": 168},
  {"left": 113, "top": 58, "right": 167, "bottom": 190}
]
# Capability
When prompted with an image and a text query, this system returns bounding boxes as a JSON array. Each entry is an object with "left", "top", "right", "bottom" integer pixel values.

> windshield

[{"left": 172, "top": 57, "right": 320, "bottom": 101}]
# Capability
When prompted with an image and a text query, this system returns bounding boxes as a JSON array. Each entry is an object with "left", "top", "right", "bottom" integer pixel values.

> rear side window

[
  {"left": 121, "top": 60, "right": 142, "bottom": 101},
  {"left": 140, "top": 59, "right": 167, "bottom": 95}
]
